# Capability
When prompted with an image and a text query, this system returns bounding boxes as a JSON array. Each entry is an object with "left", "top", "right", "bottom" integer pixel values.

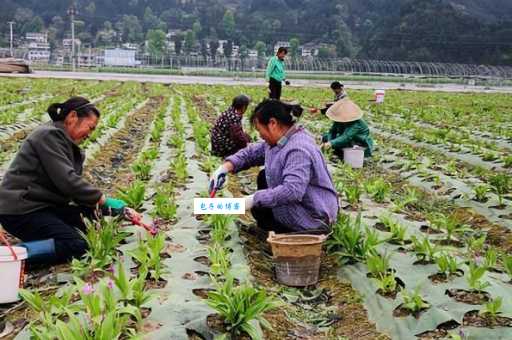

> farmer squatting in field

[
  {"left": 210, "top": 94, "right": 252, "bottom": 158},
  {"left": 209, "top": 99, "right": 339, "bottom": 234},
  {"left": 0, "top": 97, "right": 130, "bottom": 265}
]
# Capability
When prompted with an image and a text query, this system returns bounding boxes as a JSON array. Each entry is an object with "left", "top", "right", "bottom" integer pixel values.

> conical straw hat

[{"left": 326, "top": 98, "right": 363, "bottom": 122}]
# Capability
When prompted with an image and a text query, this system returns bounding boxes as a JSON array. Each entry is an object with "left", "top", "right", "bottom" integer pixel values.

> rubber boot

[{"left": 18, "top": 239, "right": 57, "bottom": 265}]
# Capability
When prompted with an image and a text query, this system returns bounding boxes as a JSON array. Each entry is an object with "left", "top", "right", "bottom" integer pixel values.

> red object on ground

[{"left": 124, "top": 208, "right": 158, "bottom": 235}]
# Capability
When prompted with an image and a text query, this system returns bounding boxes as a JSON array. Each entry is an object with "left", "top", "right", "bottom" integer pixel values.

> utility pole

[
  {"left": 8, "top": 21, "right": 15, "bottom": 57},
  {"left": 67, "top": 4, "right": 77, "bottom": 71}
]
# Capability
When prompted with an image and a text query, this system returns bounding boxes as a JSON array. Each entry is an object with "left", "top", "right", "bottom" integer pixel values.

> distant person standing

[{"left": 266, "top": 47, "right": 290, "bottom": 100}]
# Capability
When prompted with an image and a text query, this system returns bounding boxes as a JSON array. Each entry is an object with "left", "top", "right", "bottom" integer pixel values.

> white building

[
  {"left": 300, "top": 43, "right": 319, "bottom": 57},
  {"left": 25, "top": 32, "right": 50, "bottom": 63},
  {"left": 104, "top": 48, "right": 139, "bottom": 67},
  {"left": 26, "top": 32, "right": 48, "bottom": 44},
  {"left": 27, "top": 49, "right": 50, "bottom": 63},
  {"left": 217, "top": 40, "right": 228, "bottom": 55},
  {"left": 63, "top": 38, "right": 81, "bottom": 51},
  {"left": 273, "top": 41, "right": 291, "bottom": 53}
]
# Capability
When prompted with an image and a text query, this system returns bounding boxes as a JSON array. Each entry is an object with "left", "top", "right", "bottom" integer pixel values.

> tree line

[{"left": 0, "top": 0, "right": 511, "bottom": 65}]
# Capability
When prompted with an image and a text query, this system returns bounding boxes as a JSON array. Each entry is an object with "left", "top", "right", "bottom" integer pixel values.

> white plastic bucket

[
  {"left": 374, "top": 89, "right": 385, "bottom": 104},
  {"left": 0, "top": 246, "right": 27, "bottom": 303},
  {"left": 343, "top": 146, "right": 365, "bottom": 168}
]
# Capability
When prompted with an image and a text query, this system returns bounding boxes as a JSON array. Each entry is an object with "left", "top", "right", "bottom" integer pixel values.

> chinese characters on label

[{"left": 193, "top": 198, "right": 245, "bottom": 215}]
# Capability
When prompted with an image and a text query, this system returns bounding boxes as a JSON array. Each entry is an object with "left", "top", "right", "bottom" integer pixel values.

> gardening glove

[
  {"left": 102, "top": 197, "right": 127, "bottom": 216},
  {"left": 284, "top": 80, "right": 291, "bottom": 86},
  {"left": 244, "top": 194, "right": 255, "bottom": 211},
  {"left": 209, "top": 164, "right": 229, "bottom": 196}
]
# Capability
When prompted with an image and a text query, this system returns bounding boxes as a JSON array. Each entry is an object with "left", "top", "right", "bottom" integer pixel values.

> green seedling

[
  {"left": 73, "top": 278, "right": 139, "bottom": 338},
  {"left": 445, "top": 160, "right": 459, "bottom": 176},
  {"left": 326, "top": 213, "right": 380, "bottom": 263},
  {"left": 208, "top": 244, "right": 231, "bottom": 277},
  {"left": 168, "top": 135, "right": 184, "bottom": 149},
  {"left": 207, "top": 276, "right": 281, "bottom": 339},
  {"left": 130, "top": 233, "right": 167, "bottom": 281},
  {"left": 208, "top": 214, "right": 234, "bottom": 245},
  {"left": 150, "top": 120, "right": 165, "bottom": 142},
  {"left": 473, "top": 185, "right": 490, "bottom": 202},
  {"left": 480, "top": 297, "right": 503, "bottom": 321},
  {"left": 22, "top": 277, "right": 141, "bottom": 339},
  {"left": 151, "top": 128, "right": 162, "bottom": 143},
  {"left": 378, "top": 214, "right": 407, "bottom": 243},
  {"left": 132, "top": 161, "right": 152, "bottom": 180},
  {"left": 106, "top": 112, "right": 120, "bottom": 128},
  {"left": 430, "top": 212, "right": 470, "bottom": 241},
  {"left": 112, "top": 261, "right": 154, "bottom": 314},
  {"left": 373, "top": 272, "right": 397, "bottom": 295},
  {"left": 19, "top": 284, "right": 77, "bottom": 331},
  {"left": 467, "top": 263, "right": 490, "bottom": 291},
  {"left": 146, "top": 233, "right": 167, "bottom": 280},
  {"left": 436, "top": 253, "right": 460, "bottom": 276},
  {"left": 117, "top": 181, "right": 146, "bottom": 210},
  {"left": 392, "top": 187, "right": 419, "bottom": 212},
  {"left": 201, "top": 156, "right": 219, "bottom": 174},
  {"left": 173, "top": 153, "right": 188, "bottom": 183},
  {"left": 400, "top": 287, "right": 430, "bottom": 313},
  {"left": 152, "top": 192, "right": 177, "bottom": 221},
  {"left": 466, "top": 234, "right": 486, "bottom": 257},
  {"left": 411, "top": 236, "right": 439, "bottom": 263},
  {"left": 388, "top": 221, "right": 408, "bottom": 244},
  {"left": 482, "top": 151, "right": 499, "bottom": 162},
  {"left": 207, "top": 214, "right": 234, "bottom": 231},
  {"left": 343, "top": 184, "right": 361, "bottom": 206},
  {"left": 489, "top": 174, "right": 511, "bottom": 207},
  {"left": 366, "top": 252, "right": 391, "bottom": 278},
  {"left": 365, "top": 178, "right": 391, "bottom": 203},
  {"left": 483, "top": 247, "right": 498, "bottom": 269},
  {"left": 193, "top": 120, "right": 210, "bottom": 153},
  {"left": 141, "top": 147, "right": 159, "bottom": 161},
  {"left": 503, "top": 155, "right": 512, "bottom": 168},
  {"left": 503, "top": 254, "right": 512, "bottom": 282},
  {"left": 76, "top": 217, "right": 128, "bottom": 274}
]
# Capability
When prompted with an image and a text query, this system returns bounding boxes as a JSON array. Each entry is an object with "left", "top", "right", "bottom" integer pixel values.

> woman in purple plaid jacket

[{"left": 209, "top": 99, "right": 339, "bottom": 234}]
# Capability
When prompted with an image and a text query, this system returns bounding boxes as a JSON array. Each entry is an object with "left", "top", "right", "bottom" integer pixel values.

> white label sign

[{"left": 193, "top": 198, "right": 246, "bottom": 215}]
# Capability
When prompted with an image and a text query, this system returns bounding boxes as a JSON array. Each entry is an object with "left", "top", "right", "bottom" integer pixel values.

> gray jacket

[{"left": 0, "top": 121, "right": 102, "bottom": 215}]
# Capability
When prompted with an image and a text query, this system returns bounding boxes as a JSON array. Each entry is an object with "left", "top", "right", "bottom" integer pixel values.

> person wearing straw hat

[
  {"left": 321, "top": 98, "right": 374, "bottom": 158},
  {"left": 0, "top": 96, "right": 129, "bottom": 265}
]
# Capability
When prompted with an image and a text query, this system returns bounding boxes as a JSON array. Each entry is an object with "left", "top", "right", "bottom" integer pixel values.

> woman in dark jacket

[
  {"left": 210, "top": 95, "right": 252, "bottom": 158},
  {"left": 0, "top": 96, "right": 127, "bottom": 264}
]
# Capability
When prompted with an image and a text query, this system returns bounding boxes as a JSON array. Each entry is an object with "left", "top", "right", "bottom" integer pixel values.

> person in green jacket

[
  {"left": 266, "top": 47, "right": 290, "bottom": 100},
  {"left": 321, "top": 98, "right": 374, "bottom": 158}
]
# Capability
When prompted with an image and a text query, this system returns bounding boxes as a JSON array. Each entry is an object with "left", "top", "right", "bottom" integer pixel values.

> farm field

[{"left": 0, "top": 77, "right": 511, "bottom": 340}]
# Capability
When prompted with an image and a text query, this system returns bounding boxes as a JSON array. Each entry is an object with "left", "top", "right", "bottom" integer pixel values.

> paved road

[{"left": 2, "top": 70, "right": 512, "bottom": 93}]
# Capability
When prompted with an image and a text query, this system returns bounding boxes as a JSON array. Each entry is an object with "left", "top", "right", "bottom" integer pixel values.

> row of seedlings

[
  {"left": 184, "top": 94, "right": 280, "bottom": 340},
  {"left": 324, "top": 161, "right": 512, "bottom": 339},
  {"left": 14, "top": 85, "right": 170, "bottom": 339}
]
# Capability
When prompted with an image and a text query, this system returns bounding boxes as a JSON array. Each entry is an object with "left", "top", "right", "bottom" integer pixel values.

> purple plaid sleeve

[
  {"left": 253, "top": 148, "right": 311, "bottom": 207},
  {"left": 225, "top": 142, "right": 265, "bottom": 172}
]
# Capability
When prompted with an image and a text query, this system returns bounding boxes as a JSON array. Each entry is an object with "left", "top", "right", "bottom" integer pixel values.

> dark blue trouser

[{"left": 0, "top": 206, "right": 96, "bottom": 263}]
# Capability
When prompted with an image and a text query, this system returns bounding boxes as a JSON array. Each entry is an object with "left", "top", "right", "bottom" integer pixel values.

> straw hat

[{"left": 326, "top": 98, "right": 363, "bottom": 122}]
